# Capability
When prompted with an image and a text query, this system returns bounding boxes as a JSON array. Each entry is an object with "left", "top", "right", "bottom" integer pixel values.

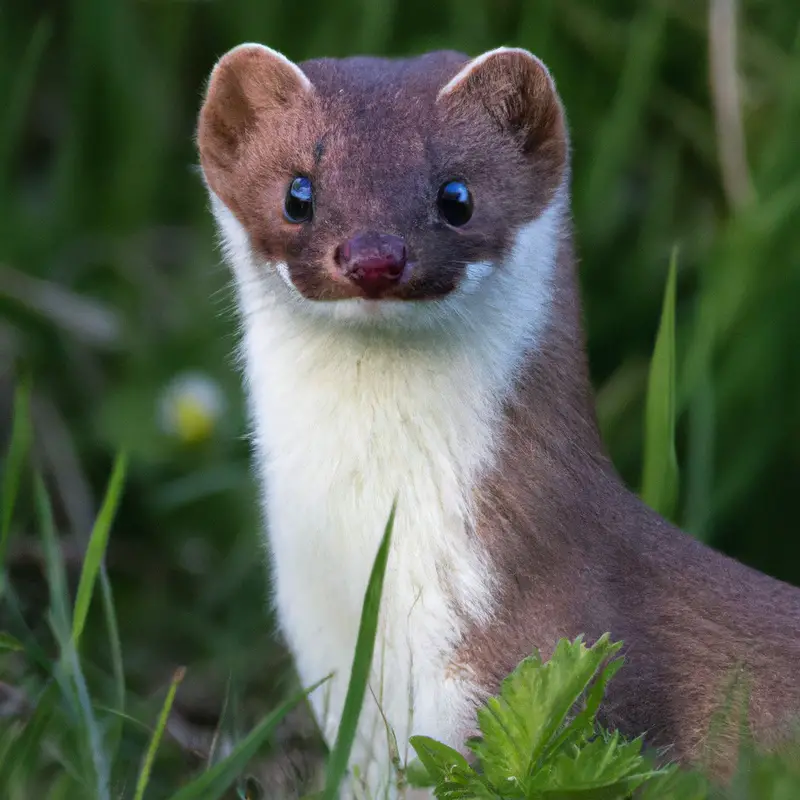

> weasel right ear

[
  {"left": 197, "top": 44, "right": 312, "bottom": 192},
  {"left": 437, "top": 47, "right": 566, "bottom": 167}
]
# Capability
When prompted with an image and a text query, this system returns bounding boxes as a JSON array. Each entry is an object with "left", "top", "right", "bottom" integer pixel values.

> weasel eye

[
  {"left": 284, "top": 176, "right": 313, "bottom": 223},
  {"left": 437, "top": 180, "right": 473, "bottom": 227}
]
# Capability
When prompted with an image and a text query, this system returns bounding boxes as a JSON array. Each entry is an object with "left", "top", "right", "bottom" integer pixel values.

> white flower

[{"left": 158, "top": 371, "right": 225, "bottom": 444}]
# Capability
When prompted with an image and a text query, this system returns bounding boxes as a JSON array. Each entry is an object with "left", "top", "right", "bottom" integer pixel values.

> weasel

[{"left": 196, "top": 44, "right": 800, "bottom": 796}]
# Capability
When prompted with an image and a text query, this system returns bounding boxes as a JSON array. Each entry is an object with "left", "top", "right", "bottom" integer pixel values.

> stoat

[{"left": 196, "top": 44, "right": 800, "bottom": 797}]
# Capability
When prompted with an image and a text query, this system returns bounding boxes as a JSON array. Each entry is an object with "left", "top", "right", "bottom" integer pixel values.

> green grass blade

[
  {"left": 72, "top": 451, "right": 127, "bottom": 647},
  {"left": 0, "top": 16, "right": 53, "bottom": 201},
  {"left": 35, "top": 475, "right": 71, "bottom": 641},
  {"left": 323, "top": 500, "right": 396, "bottom": 800},
  {"left": 206, "top": 672, "right": 232, "bottom": 770},
  {"left": 0, "top": 631, "right": 24, "bottom": 651},
  {"left": 60, "top": 639, "right": 111, "bottom": 799},
  {"left": 0, "top": 579, "right": 54, "bottom": 673},
  {"left": 168, "top": 676, "right": 329, "bottom": 800},
  {"left": 0, "top": 681, "right": 60, "bottom": 791},
  {"left": 641, "top": 251, "right": 679, "bottom": 520},
  {"left": 37, "top": 475, "right": 110, "bottom": 796},
  {"left": 580, "top": 2, "right": 668, "bottom": 241},
  {"left": 66, "top": 451, "right": 127, "bottom": 768},
  {"left": 99, "top": 565, "right": 126, "bottom": 763},
  {"left": 133, "top": 666, "right": 186, "bottom": 800},
  {"left": 0, "top": 378, "right": 32, "bottom": 575}
]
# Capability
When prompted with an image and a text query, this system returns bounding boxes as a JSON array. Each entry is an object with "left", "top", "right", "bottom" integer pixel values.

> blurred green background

[{"left": 1, "top": 0, "right": 799, "bottom": 793}]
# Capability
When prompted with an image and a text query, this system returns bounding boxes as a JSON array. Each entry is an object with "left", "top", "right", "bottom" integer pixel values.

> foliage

[
  {"left": 1, "top": 0, "right": 799, "bottom": 797},
  {"left": 409, "top": 636, "right": 665, "bottom": 799},
  {"left": 0, "top": 386, "right": 325, "bottom": 798},
  {"left": 641, "top": 250, "right": 679, "bottom": 520},
  {"left": 406, "top": 634, "right": 800, "bottom": 800},
  {"left": 322, "top": 501, "right": 396, "bottom": 800},
  {"left": 2, "top": 379, "right": 800, "bottom": 797}
]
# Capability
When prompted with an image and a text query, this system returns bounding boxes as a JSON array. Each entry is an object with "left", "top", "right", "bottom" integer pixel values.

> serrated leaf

[
  {"left": 469, "top": 635, "right": 623, "bottom": 791},
  {"left": 544, "top": 655, "right": 625, "bottom": 758},
  {"left": 530, "top": 730, "right": 655, "bottom": 795},
  {"left": 410, "top": 736, "right": 497, "bottom": 800},
  {"left": 409, "top": 735, "right": 473, "bottom": 782}
]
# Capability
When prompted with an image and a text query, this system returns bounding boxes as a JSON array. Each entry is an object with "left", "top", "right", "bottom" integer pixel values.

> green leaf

[
  {"left": 133, "top": 666, "right": 185, "bottom": 800},
  {"left": 641, "top": 249, "right": 680, "bottom": 519},
  {"left": 322, "top": 500, "right": 396, "bottom": 800},
  {"left": 168, "top": 677, "right": 328, "bottom": 800},
  {"left": 405, "top": 757, "right": 437, "bottom": 789},
  {"left": 409, "top": 736, "right": 497, "bottom": 800},
  {"left": 72, "top": 451, "right": 127, "bottom": 647},
  {"left": 529, "top": 730, "right": 659, "bottom": 796},
  {"left": 468, "top": 635, "right": 623, "bottom": 793},
  {"left": 409, "top": 736, "right": 473, "bottom": 783},
  {"left": 543, "top": 654, "right": 625, "bottom": 758}
]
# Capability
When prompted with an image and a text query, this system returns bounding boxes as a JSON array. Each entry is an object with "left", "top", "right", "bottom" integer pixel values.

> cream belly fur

[{"left": 210, "top": 191, "right": 564, "bottom": 795}]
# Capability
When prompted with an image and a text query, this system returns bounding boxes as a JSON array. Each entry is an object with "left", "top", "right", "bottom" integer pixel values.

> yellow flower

[{"left": 158, "top": 372, "right": 224, "bottom": 444}]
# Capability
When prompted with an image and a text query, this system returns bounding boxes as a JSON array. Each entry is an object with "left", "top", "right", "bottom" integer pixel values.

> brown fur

[
  {"left": 465, "top": 234, "right": 800, "bottom": 773},
  {"left": 197, "top": 45, "right": 800, "bottom": 777}
]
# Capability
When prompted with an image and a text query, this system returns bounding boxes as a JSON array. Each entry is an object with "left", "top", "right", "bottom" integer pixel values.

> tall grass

[
  {"left": 0, "top": 387, "right": 335, "bottom": 798},
  {"left": 1, "top": 320, "right": 798, "bottom": 797},
  {"left": 1, "top": 0, "right": 799, "bottom": 796}
]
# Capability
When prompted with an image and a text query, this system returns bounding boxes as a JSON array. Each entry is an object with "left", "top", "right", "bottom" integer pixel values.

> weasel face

[{"left": 198, "top": 45, "right": 568, "bottom": 329}]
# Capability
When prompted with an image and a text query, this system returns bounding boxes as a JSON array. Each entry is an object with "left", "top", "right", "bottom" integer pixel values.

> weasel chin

[{"left": 301, "top": 294, "right": 448, "bottom": 330}]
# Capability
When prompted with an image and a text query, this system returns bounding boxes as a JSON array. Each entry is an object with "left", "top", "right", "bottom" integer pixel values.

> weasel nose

[{"left": 335, "top": 232, "right": 408, "bottom": 298}]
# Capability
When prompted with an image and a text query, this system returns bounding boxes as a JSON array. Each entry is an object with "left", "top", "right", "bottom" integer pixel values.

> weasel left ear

[
  {"left": 437, "top": 47, "right": 566, "bottom": 162},
  {"left": 197, "top": 43, "right": 313, "bottom": 201}
]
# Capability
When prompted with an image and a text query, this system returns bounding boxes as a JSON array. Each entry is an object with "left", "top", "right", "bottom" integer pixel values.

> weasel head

[{"left": 197, "top": 44, "right": 569, "bottom": 334}]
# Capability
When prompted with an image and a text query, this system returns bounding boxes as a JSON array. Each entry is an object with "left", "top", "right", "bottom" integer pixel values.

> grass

[
  {"left": 322, "top": 502, "right": 396, "bottom": 800},
  {"left": 1, "top": 0, "right": 799, "bottom": 797},
  {"left": 0, "top": 386, "right": 333, "bottom": 798},
  {"left": 2, "top": 356, "right": 800, "bottom": 798}
]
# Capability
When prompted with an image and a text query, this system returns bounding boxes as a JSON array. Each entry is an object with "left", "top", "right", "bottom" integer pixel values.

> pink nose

[{"left": 335, "top": 232, "right": 408, "bottom": 298}]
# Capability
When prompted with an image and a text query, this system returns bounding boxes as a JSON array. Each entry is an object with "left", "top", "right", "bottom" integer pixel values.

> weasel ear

[
  {"left": 437, "top": 47, "right": 566, "bottom": 160},
  {"left": 197, "top": 43, "right": 312, "bottom": 185}
]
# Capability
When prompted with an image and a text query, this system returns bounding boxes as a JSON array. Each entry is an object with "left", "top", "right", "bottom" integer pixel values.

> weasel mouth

[{"left": 350, "top": 259, "right": 415, "bottom": 299}]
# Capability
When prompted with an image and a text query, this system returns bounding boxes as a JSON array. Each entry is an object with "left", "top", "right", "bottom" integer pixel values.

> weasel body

[{"left": 197, "top": 45, "right": 800, "bottom": 796}]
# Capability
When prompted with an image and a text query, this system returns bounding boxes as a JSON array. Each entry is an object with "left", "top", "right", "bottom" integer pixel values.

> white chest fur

[
  {"left": 241, "top": 308, "right": 498, "bottom": 795},
  {"left": 211, "top": 190, "right": 564, "bottom": 796}
]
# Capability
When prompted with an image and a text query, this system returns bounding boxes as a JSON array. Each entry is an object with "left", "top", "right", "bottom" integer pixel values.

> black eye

[
  {"left": 284, "top": 176, "right": 313, "bottom": 223},
  {"left": 437, "top": 180, "right": 473, "bottom": 227}
]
